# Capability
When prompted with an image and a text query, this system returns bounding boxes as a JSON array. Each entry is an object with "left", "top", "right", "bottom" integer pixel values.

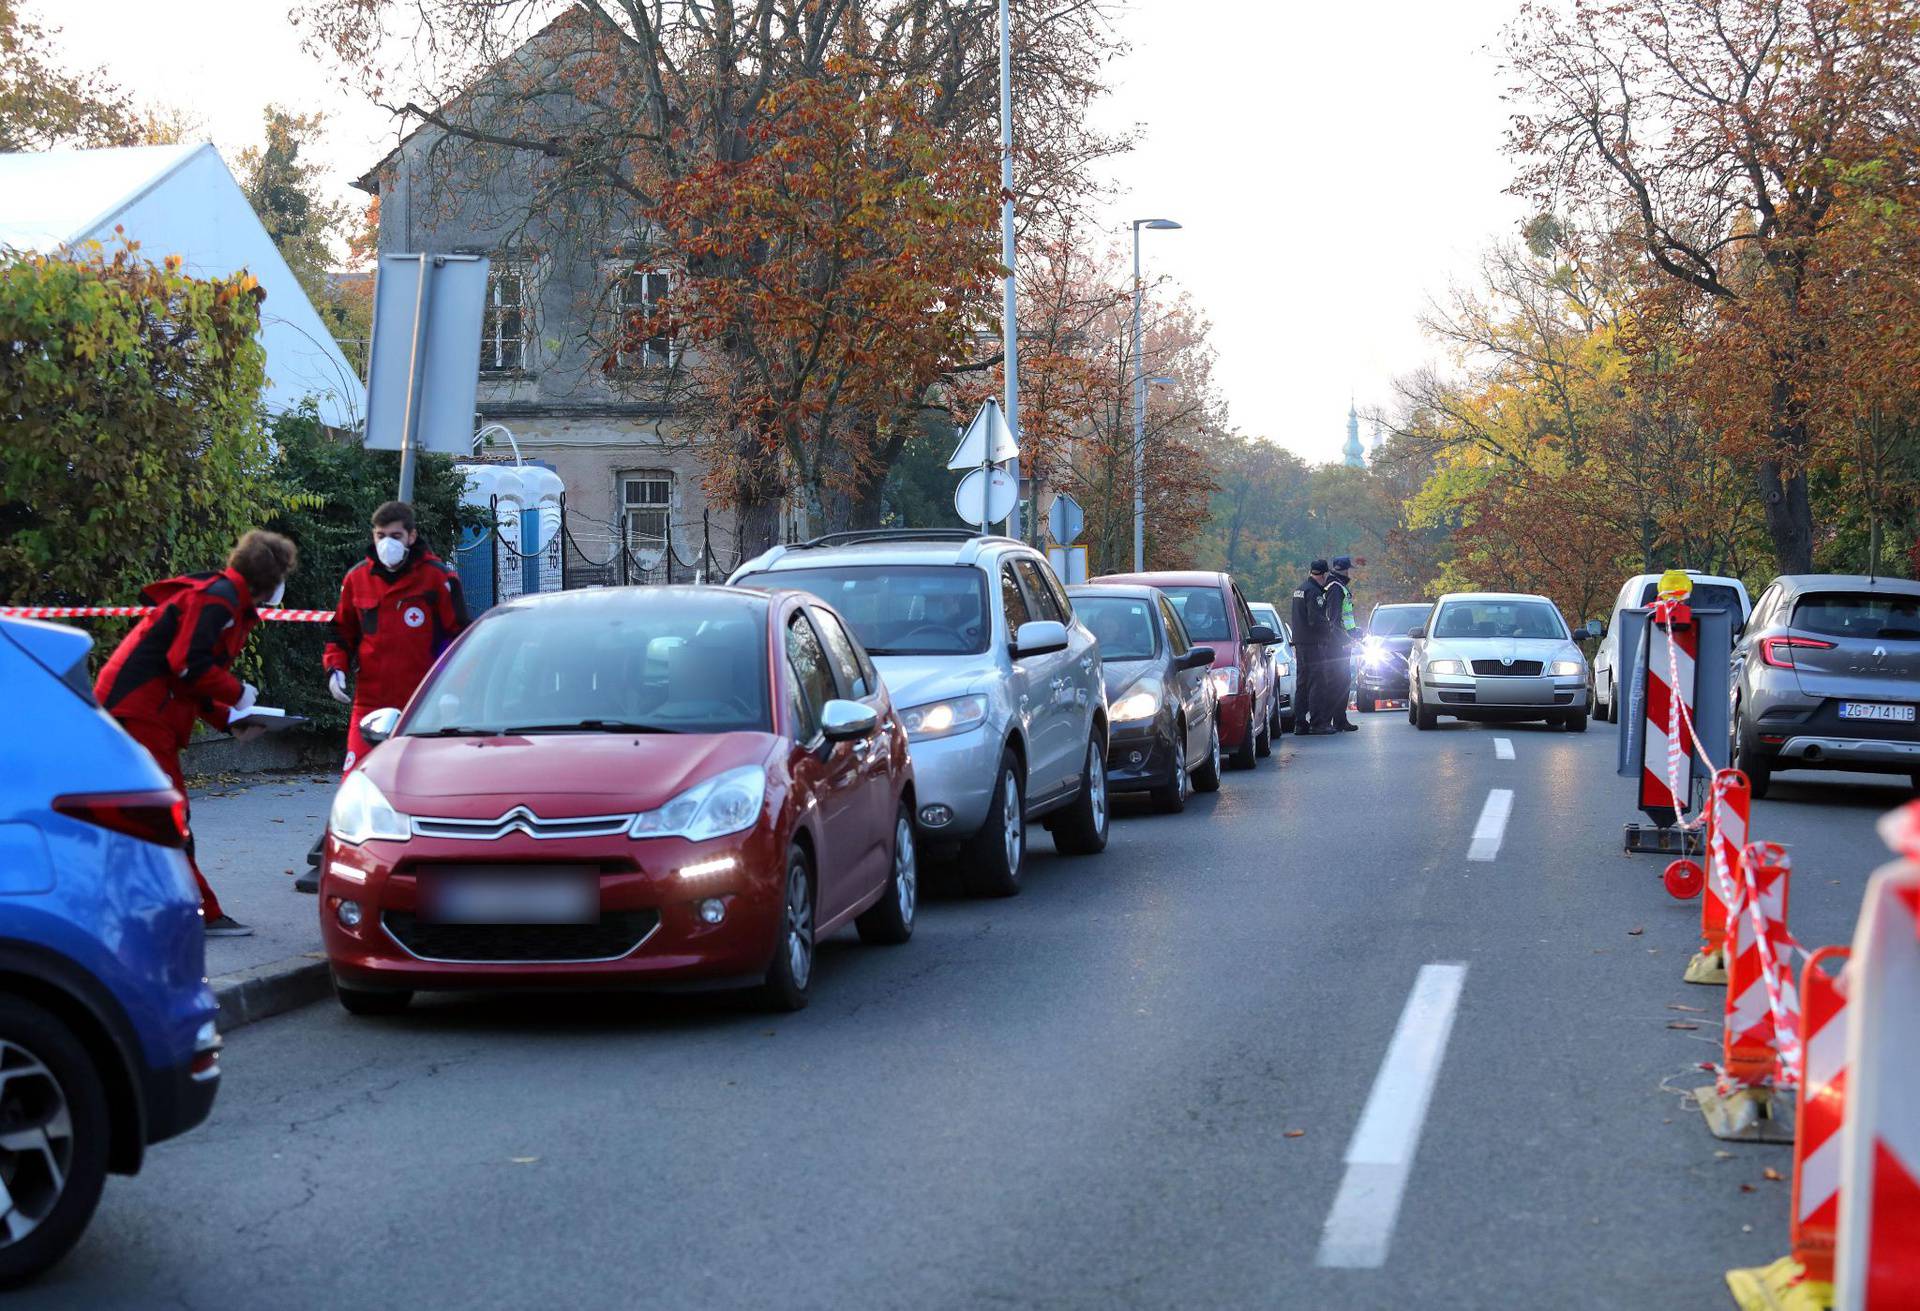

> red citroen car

[
  {"left": 1095, "top": 571, "right": 1280, "bottom": 770},
  {"left": 319, "top": 585, "right": 917, "bottom": 1014}
]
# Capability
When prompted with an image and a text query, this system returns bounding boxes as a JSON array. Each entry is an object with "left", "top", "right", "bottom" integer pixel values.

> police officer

[
  {"left": 1319, "top": 555, "right": 1363, "bottom": 732},
  {"left": 1290, "top": 560, "right": 1331, "bottom": 734}
]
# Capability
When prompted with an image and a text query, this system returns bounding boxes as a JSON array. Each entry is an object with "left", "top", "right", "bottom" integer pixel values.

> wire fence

[{"left": 452, "top": 494, "right": 743, "bottom": 612}]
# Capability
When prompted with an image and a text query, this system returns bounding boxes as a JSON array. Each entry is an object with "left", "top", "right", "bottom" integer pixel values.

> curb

[{"left": 211, "top": 953, "right": 332, "bottom": 1032}]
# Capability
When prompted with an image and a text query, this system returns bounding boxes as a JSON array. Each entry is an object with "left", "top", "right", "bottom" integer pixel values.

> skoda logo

[{"left": 1501, "top": 657, "right": 1513, "bottom": 667}]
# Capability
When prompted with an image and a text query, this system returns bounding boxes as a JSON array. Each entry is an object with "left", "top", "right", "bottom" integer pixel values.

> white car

[
  {"left": 1247, "top": 602, "right": 1296, "bottom": 733},
  {"left": 1593, "top": 571, "right": 1752, "bottom": 723},
  {"left": 1406, "top": 591, "right": 1599, "bottom": 732}
]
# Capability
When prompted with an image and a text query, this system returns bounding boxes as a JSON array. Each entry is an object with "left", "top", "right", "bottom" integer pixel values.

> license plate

[
  {"left": 1839, "top": 701, "right": 1916, "bottom": 723},
  {"left": 421, "top": 867, "right": 599, "bottom": 924}
]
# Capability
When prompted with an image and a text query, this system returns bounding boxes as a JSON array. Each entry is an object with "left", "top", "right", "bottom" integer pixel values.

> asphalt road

[{"left": 21, "top": 712, "right": 1907, "bottom": 1310}]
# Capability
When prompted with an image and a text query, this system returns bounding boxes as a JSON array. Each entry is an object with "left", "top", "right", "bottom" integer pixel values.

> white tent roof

[{"left": 0, "top": 143, "right": 367, "bottom": 430}]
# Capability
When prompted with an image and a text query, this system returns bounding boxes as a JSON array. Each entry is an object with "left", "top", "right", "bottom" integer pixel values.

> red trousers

[
  {"left": 341, "top": 701, "right": 376, "bottom": 777},
  {"left": 119, "top": 721, "right": 226, "bottom": 921}
]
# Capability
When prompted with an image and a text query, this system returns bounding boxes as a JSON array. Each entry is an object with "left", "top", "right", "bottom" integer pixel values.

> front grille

[
  {"left": 383, "top": 910, "right": 660, "bottom": 963},
  {"left": 410, "top": 807, "right": 637, "bottom": 841},
  {"left": 1471, "top": 659, "right": 1543, "bottom": 676}
]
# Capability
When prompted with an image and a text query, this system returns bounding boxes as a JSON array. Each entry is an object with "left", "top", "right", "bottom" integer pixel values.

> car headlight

[
  {"left": 1273, "top": 661, "right": 1291, "bottom": 678},
  {"left": 328, "top": 770, "right": 412, "bottom": 845},
  {"left": 1111, "top": 682, "right": 1161, "bottom": 723},
  {"left": 1427, "top": 659, "right": 1465, "bottom": 676},
  {"left": 630, "top": 765, "right": 767, "bottom": 841},
  {"left": 899, "top": 694, "right": 989, "bottom": 741},
  {"left": 1550, "top": 659, "right": 1584, "bottom": 676},
  {"left": 1208, "top": 667, "right": 1241, "bottom": 697}
]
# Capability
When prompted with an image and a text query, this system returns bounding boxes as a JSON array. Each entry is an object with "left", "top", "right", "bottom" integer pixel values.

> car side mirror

[
  {"left": 1248, "top": 623, "right": 1279, "bottom": 645},
  {"left": 1177, "top": 647, "right": 1216, "bottom": 671},
  {"left": 821, "top": 699, "right": 878, "bottom": 742},
  {"left": 1013, "top": 619, "right": 1069, "bottom": 657},
  {"left": 359, "top": 707, "right": 402, "bottom": 746},
  {"left": 1407, "top": 626, "right": 1426, "bottom": 640}
]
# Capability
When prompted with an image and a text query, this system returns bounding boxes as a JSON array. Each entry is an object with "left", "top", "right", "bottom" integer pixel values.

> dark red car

[
  {"left": 319, "top": 586, "right": 917, "bottom": 1014},
  {"left": 1095, "top": 571, "right": 1280, "bottom": 769}
]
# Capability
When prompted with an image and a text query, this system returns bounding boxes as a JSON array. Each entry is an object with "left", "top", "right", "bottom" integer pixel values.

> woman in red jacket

[{"left": 95, "top": 530, "right": 300, "bottom": 936}]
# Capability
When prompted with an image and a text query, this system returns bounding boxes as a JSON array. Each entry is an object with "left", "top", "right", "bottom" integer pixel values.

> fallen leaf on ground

[
  {"left": 1715, "top": 1151, "right": 1734, "bottom": 1159},
  {"left": 1628, "top": 926, "right": 1645, "bottom": 935},
  {"left": 510, "top": 1156, "right": 538, "bottom": 1164},
  {"left": 1740, "top": 1183, "right": 1756, "bottom": 1193},
  {"left": 1668, "top": 1003, "right": 1705, "bottom": 1013},
  {"left": 1284, "top": 1129, "right": 1306, "bottom": 1139},
  {"left": 1763, "top": 1167, "right": 1783, "bottom": 1182},
  {"left": 1667, "top": 1021, "right": 1700, "bottom": 1030}
]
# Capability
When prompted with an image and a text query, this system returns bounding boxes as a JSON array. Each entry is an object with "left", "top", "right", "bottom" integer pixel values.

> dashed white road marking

[
  {"left": 1494, "top": 738, "right": 1514, "bottom": 761},
  {"left": 1467, "top": 789, "right": 1513, "bottom": 862},
  {"left": 1316, "top": 962, "right": 1469, "bottom": 1270}
]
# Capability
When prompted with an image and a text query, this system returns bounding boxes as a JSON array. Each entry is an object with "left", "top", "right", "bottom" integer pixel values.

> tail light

[
  {"left": 53, "top": 788, "right": 189, "bottom": 848},
  {"left": 1758, "top": 635, "right": 1836, "bottom": 670}
]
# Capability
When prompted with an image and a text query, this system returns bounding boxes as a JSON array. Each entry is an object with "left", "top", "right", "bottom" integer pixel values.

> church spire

[{"left": 1342, "top": 399, "right": 1366, "bottom": 468}]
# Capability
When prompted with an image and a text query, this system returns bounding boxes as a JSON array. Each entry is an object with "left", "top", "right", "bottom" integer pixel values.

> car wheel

[
  {"left": 0, "top": 997, "right": 110, "bottom": 1289},
  {"left": 1192, "top": 716, "right": 1223, "bottom": 793},
  {"left": 334, "top": 978, "right": 413, "bottom": 1016},
  {"left": 1414, "top": 691, "right": 1438, "bottom": 731},
  {"left": 760, "top": 845, "right": 815, "bottom": 1011},
  {"left": 856, "top": 803, "right": 917, "bottom": 945},
  {"left": 1732, "top": 703, "right": 1772, "bottom": 800},
  {"left": 1254, "top": 709, "right": 1273, "bottom": 758},
  {"left": 1153, "top": 722, "right": 1189, "bottom": 814},
  {"left": 1054, "top": 733, "right": 1111, "bottom": 855},
  {"left": 965, "top": 750, "right": 1026, "bottom": 896},
  {"left": 1602, "top": 677, "right": 1617, "bottom": 723},
  {"left": 1228, "top": 704, "right": 1258, "bottom": 770},
  {"left": 1561, "top": 706, "right": 1589, "bottom": 733}
]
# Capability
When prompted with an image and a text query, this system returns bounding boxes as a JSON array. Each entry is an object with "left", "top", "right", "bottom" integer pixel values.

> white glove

[
  {"left": 231, "top": 681, "right": 259, "bottom": 717},
  {"left": 328, "top": 670, "right": 352, "bottom": 705}
]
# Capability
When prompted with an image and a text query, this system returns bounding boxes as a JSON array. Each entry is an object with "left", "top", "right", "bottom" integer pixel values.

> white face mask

[
  {"left": 375, "top": 537, "right": 409, "bottom": 569},
  {"left": 261, "top": 580, "right": 286, "bottom": 608}
]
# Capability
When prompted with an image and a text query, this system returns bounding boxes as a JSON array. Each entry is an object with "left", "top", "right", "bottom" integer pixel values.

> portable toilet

[
  {"left": 515, "top": 464, "right": 566, "bottom": 593},
  {"left": 453, "top": 463, "right": 525, "bottom": 609}
]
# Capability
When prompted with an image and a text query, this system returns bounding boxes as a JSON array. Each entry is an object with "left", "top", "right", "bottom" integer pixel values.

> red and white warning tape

[
  {"left": 0, "top": 605, "right": 334, "bottom": 623},
  {"left": 1737, "top": 841, "right": 1805, "bottom": 1088}
]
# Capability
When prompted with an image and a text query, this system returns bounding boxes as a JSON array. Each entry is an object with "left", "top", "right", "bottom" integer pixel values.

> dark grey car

[
  {"left": 1068, "top": 584, "right": 1220, "bottom": 813},
  {"left": 1730, "top": 574, "right": 1920, "bottom": 797}
]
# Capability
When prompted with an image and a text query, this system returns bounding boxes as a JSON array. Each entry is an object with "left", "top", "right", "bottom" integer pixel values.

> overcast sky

[{"left": 44, "top": 0, "right": 1528, "bottom": 466}]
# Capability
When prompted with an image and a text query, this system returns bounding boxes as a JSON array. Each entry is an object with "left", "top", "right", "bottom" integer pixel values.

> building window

[
  {"left": 608, "top": 266, "right": 674, "bottom": 370},
  {"left": 480, "top": 265, "right": 529, "bottom": 373},
  {"left": 621, "top": 475, "right": 673, "bottom": 557}
]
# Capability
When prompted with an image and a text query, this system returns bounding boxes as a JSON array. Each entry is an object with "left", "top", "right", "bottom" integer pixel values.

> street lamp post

[{"left": 1131, "top": 218, "right": 1181, "bottom": 571}]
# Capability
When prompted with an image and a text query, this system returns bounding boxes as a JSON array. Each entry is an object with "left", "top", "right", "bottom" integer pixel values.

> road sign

[
  {"left": 947, "top": 398, "right": 1020, "bottom": 470},
  {"left": 1047, "top": 493, "right": 1085, "bottom": 546},
  {"left": 954, "top": 467, "right": 1018, "bottom": 527},
  {"left": 365, "top": 253, "right": 491, "bottom": 498},
  {"left": 1047, "top": 545, "right": 1089, "bottom": 584}
]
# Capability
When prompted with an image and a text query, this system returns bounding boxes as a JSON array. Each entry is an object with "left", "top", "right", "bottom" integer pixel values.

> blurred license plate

[
  {"left": 422, "top": 867, "right": 599, "bottom": 924},
  {"left": 1839, "top": 702, "right": 1915, "bottom": 722}
]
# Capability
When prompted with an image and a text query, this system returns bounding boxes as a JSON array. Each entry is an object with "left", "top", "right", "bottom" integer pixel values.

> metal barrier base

[
  {"left": 1623, "top": 822, "right": 1703, "bottom": 856},
  {"left": 1695, "top": 1084, "right": 1796, "bottom": 1143},
  {"left": 1725, "top": 1257, "right": 1832, "bottom": 1311}
]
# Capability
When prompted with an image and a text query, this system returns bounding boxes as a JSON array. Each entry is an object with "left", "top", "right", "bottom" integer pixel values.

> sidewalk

[{"left": 186, "top": 769, "right": 338, "bottom": 1029}]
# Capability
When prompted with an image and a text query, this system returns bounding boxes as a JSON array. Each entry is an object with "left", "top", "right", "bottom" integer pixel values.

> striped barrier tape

[{"left": 0, "top": 605, "right": 335, "bottom": 623}]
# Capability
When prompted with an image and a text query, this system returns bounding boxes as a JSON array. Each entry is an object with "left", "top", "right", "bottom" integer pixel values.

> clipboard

[{"left": 228, "top": 707, "right": 310, "bottom": 734}]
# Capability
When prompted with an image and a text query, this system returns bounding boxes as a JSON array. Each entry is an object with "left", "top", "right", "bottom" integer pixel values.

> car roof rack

[{"left": 798, "top": 528, "right": 983, "bottom": 548}]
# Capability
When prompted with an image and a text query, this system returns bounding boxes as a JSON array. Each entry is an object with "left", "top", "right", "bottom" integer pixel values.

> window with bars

[
  {"left": 479, "top": 265, "right": 529, "bottom": 372},
  {"left": 609, "top": 266, "right": 674, "bottom": 369},
  {"left": 621, "top": 475, "right": 673, "bottom": 557}
]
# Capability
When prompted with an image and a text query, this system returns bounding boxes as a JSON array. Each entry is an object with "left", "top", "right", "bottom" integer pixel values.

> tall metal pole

[
  {"left": 998, "top": 0, "right": 1020, "bottom": 539},
  {"left": 1131, "top": 223, "right": 1145, "bottom": 572}
]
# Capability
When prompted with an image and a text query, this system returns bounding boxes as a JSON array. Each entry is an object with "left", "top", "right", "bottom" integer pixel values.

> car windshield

[
  {"left": 1432, "top": 599, "right": 1568, "bottom": 640},
  {"left": 1791, "top": 592, "right": 1920, "bottom": 640},
  {"left": 1369, "top": 605, "right": 1430, "bottom": 636},
  {"left": 1076, "top": 595, "right": 1159, "bottom": 661},
  {"left": 1160, "top": 586, "right": 1231, "bottom": 641},
  {"left": 1248, "top": 603, "right": 1284, "bottom": 634},
  {"left": 1639, "top": 581, "right": 1745, "bottom": 615},
  {"left": 739, "top": 564, "right": 989, "bottom": 655},
  {"left": 402, "top": 597, "right": 771, "bottom": 736}
]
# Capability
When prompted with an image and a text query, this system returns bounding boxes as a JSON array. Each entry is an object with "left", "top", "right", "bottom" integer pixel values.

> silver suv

[
  {"left": 731, "top": 530, "right": 1109, "bottom": 895},
  {"left": 1730, "top": 574, "right": 1920, "bottom": 798}
]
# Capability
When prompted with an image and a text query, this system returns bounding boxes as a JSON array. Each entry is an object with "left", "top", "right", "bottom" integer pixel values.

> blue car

[{"left": 0, "top": 617, "right": 221, "bottom": 1284}]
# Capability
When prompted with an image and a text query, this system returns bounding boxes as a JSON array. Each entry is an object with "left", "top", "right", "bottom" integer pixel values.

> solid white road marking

[
  {"left": 1494, "top": 738, "right": 1514, "bottom": 761},
  {"left": 1467, "top": 789, "right": 1513, "bottom": 862},
  {"left": 1316, "top": 962, "right": 1469, "bottom": 1270}
]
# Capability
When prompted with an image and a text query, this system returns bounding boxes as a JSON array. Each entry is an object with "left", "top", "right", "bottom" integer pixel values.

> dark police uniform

[{"left": 1290, "top": 564, "right": 1330, "bottom": 733}]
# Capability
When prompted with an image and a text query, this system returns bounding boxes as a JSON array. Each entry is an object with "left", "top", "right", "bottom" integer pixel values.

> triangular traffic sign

[{"left": 947, "top": 398, "right": 1020, "bottom": 470}]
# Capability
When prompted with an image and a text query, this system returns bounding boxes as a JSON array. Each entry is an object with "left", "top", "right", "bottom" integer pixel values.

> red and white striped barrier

[
  {"left": 1834, "top": 813, "right": 1920, "bottom": 1310},
  {"left": 0, "top": 605, "right": 334, "bottom": 623},
  {"left": 1792, "top": 947, "right": 1851, "bottom": 1286},
  {"left": 1666, "top": 768, "right": 1751, "bottom": 986},
  {"left": 1699, "top": 840, "right": 1802, "bottom": 1141},
  {"left": 1642, "top": 599, "right": 1699, "bottom": 822}
]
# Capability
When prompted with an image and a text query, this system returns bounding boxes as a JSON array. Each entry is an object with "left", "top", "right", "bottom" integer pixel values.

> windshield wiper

[
  {"left": 406, "top": 726, "right": 493, "bottom": 738},
  {"left": 498, "top": 719, "right": 681, "bottom": 735}
]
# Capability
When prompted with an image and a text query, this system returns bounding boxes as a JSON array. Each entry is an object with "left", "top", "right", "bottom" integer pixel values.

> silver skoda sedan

[{"left": 1406, "top": 592, "right": 1597, "bottom": 731}]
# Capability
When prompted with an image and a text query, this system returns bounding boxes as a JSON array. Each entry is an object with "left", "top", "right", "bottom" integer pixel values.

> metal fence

[{"left": 453, "top": 494, "right": 742, "bottom": 612}]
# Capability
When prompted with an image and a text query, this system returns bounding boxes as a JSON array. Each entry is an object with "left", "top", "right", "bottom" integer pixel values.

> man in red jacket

[
  {"left": 96, "top": 530, "right": 300, "bottom": 936},
  {"left": 323, "top": 501, "right": 470, "bottom": 770}
]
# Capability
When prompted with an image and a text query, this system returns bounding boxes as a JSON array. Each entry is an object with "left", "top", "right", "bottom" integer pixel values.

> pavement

[{"left": 23, "top": 714, "right": 1908, "bottom": 1309}]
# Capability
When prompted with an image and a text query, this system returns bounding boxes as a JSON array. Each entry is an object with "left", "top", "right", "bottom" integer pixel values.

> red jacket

[
  {"left": 95, "top": 568, "right": 259, "bottom": 752},
  {"left": 322, "top": 544, "right": 469, "bottom": 711}
]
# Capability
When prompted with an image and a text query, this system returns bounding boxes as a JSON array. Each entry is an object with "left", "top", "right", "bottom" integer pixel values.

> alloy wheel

[
  {"left": 0, "top": 1038, "right": 74, "bottom": 1250},
  {"left": 893, "top": 813, "right": 918, "bottom": 926},
  {"left": 1174, "top": 733, "right": 1189, "bottom": 801},
  {"left": 1210, "top": 720, "right": 1221, "bottom": 775},
  {"left": 784, "top": 862, "right": 814, "bottom": 991},
  {"left": 1002, "top": 768, "right": 1023, "bottom": 873},
  {"left": 1087, "top": 740, "right": 1108, "bottom": 834}
]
